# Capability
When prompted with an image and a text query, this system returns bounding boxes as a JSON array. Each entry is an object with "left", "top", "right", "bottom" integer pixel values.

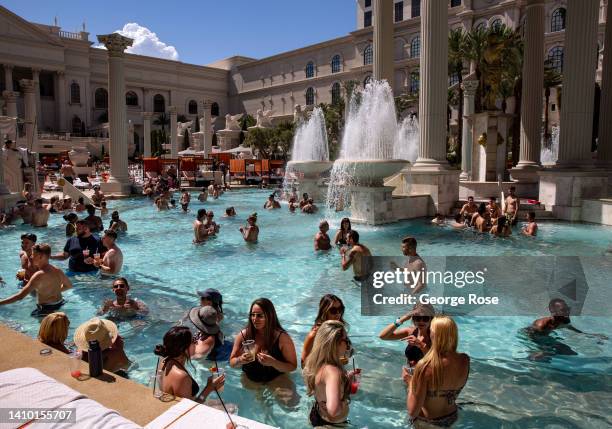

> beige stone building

[{"left": 0, "top": 1, "right": 608, "bottom": 146}]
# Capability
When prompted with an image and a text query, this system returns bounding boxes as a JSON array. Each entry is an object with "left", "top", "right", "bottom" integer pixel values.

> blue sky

[{"left": 3, "top": 0, "right": 356, "bottom": 65}]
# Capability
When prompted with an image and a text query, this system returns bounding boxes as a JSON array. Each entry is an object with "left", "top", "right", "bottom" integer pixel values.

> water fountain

[
  {"left": 327, "top": 80, "right": 409, "bottom": 224},
  {"left": 540, "top": 125, "right": 559, "bottom": 165},
  {"left": 285, "top": 106, "right": 332, "bottom": 201}
]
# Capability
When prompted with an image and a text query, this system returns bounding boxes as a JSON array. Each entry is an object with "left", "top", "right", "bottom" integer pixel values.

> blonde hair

[
  {"left": 411, "top": 316, "right": 458, "bottom": 393},
  {"left": 38, "top": 312, "right": 69, "bottom": 346},
  {"left": 303, "top": 320, "right": 347, "bottom": 396}
]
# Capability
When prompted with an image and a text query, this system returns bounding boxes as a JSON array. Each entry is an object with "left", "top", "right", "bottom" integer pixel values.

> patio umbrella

[
  {"left": 178, "top": 148, "right": 197, "bottom": 156},
  {"left": 222, "top": 145, "right": 253, "bottom": 154}
]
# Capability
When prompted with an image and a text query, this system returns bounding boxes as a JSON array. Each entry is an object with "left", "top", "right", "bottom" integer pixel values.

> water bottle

[
  {"left": 153, "top": 369, "right": 163, "bottom": 398},
  {"left": 88, "top": 340, "right": 103, "bottom": 377}
]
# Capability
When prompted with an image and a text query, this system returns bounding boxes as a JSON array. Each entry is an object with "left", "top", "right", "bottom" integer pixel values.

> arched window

[
  {"left": 449, "top": 72, "right": 460, "bottom": 86},
  {"left": 305, "top": 61, "right": 315, "bottom": 78},
  {"left": 153, "top": 94, "right": 165, "bottom": 112},
  {"left": 125, "top": 91, "right": 138, "bottom": 106},
  {"left": 410, "top": 36, "right": 420, "bottom": 58},
  {"left": 490, "top": 18, "right": 503, "bottom": 31},
  {"left": 475, "top": 21, "right": 487, "bottom": 31},
  {"left": 331, "top": 82, "right": 342, "bottom": 105},
  {"left": 331, "top": 55, "right": 341, "bottom": 73},
  {"left": 211, "top": 102, "right": 219, "bottom": 116},
  {"left": 410, "top": 71, "right": 419, "bottom": 94},
  {"left": 94, "top": 88, "right": 108, "bottom": 109},
  {"left": 363, "top": 45, "right": 373, "bottom": 65},
  {"left": 551, "top": 8, "right": 566, "bottom": 32},
  {"left": 305, "top": 87, "right": 315, "bottom": 106},
  {"left": 188, "top": 100, "right": 198, "bottom": 115},
  {"left": 363, "top": 75, "right": 372, "bottom": 87},
  {"left": 547, "top": 46, "right": 564, "bottom": 73},
  {"left": 70, "top": 82, "right": 80, "bottom": 104},
  {"left": 71, "top": 116, "right": 82, "bottom": 134}
]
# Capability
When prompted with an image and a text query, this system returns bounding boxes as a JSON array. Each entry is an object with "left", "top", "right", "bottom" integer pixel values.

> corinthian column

[
  {"left": 413, "top": 0, "right": 448, "bottom": 168},
  {"left": 142, "top": 112, "right": 153, "bottom": 158},
  {"left": 202, "top": 100, "right": 212, "bottom": 154},
  {"left": 597, "top": 0, "right": 612, "bottom": 165},
  {"left": 97, "top": 33, "right": 133, "bottom": 194},
  {"left": 512, "top": 0, "right": 545, "bottom": 179},
  {"left": 56, "top": 71, "right": 67, "bottom": 132},
  {"left": 460, "top": 77, "right": 478, "bottom": 180},
  {"left": 2, "top": 90, "right": 19, "bottom": 118},
  {"left": 3, "top": 65, "right": 13, "bottom": 91},
  {"left": 373, "top": 0, "right": 394, "bottom": 88},
  {"left": 169, "top": 106, "right": 178, "bottom": 157},
  {"left": 32, "top": 68, "right": 42, "bottom": 131},
  {"left": 556, "top": 0, "right": 600, "bottom": 167},
  {"left": 20, "top": 79, "right": 38, "bottom": 152}
]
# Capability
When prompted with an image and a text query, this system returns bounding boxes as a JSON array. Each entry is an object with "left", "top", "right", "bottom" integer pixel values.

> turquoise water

[{"left": 1, "top": 189, "right": 611, "bottom": 428}]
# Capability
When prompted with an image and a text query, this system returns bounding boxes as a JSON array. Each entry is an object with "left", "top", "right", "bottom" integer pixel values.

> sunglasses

[
  {"left": 328, "top": 306, "right": 344, "bottom": 316},
  {"left": 413, "top": 316, "right": 432, "bottom": 322},
  {"left": 250, "top": 312, "right": 265, "bottom": 320},
  {"left": 113, "top": 283, "right": 127, "bottom": 289}
]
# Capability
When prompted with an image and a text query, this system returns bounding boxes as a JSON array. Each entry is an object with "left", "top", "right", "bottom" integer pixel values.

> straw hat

[{"left": 74, "top": 318, "right": 118, "bottom": 351}]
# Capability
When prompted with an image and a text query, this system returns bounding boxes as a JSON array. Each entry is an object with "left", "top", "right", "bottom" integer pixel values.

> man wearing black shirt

[{"left": 51, "top": 220, "right": 102, "bottom": 273}]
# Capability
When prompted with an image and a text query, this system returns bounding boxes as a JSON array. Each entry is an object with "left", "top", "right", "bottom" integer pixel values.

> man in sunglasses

[{"left": 99, "top": 277, "right": 147, "bottom": 317}]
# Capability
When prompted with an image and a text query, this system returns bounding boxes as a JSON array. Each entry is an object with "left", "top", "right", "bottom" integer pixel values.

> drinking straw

[
  {"left": 352, "top": 357, "right": 356, "bottom": 374},
  {"left": 213, "top": 358, "right": 235, "bottom": 428},
  {"left": 152, "top": 357, "right": 159, "bottom": 396}
]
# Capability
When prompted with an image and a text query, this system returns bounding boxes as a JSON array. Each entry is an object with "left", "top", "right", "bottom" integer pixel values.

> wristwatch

[{"left": 394, "top": 318, "right": 402, "bottom": 328}]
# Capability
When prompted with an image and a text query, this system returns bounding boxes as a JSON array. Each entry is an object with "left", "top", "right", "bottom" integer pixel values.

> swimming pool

[{"left": 1, "top": 189, "right": 611, "bottom": 428}]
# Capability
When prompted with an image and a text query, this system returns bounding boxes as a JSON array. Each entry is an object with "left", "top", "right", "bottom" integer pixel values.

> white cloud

[{"left": 94, "top": 23, "right": 179, "bottom": 61}]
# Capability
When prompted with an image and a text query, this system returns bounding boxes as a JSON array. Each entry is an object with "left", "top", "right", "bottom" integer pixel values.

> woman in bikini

[
  {"left": 301, "top": 294, "right": 347, "bottom": 367},
  {"left": 404, "top": 316, "right": 470, "bottom": 428},
  {"left": 333, "top": 217, "right": 352, "bottom": 246}
]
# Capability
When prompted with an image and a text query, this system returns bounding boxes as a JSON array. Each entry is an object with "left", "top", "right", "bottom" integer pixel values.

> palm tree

[
  {"left": 543, "top": 60, "right": 563, "bottom": 142},
  {"left": 462, "top": 26, "right": 489, "bottom": 112},
  {"left": 153, "top": 113, "right": 169, "bottom": 132},
  {"left": 448, "top": 28, "right": 468, "bottom": 164}
]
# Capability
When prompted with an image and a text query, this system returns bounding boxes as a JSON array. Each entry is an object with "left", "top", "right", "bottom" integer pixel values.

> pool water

[{"left": 1, "top": 189, "right": 611, "bottom": 428}]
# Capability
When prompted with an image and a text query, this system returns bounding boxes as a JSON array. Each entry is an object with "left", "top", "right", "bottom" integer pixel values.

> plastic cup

[
  {"left": 350, "top": 371, "right": 361, "bottom": 394},
  {"left": 69, "top": 351, "right": 82, "bottom": 378},
  {"left": 82, "top": 249, "right": 90, "bottom": 257},
  {"left": 16, "top": 269, "right": 26, "bottom": 281},
  {"left": 210, "top": 367, "right": 225, "bottom": 393},
  {"left": 93, "top": 253, "right": 101, "bottom": 261},
  {"left": 242, "top": 340, "right": 256, "bottom": 362}
]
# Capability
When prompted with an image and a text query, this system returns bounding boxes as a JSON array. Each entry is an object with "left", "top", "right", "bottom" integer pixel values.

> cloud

[{"left": 94, "top": 23, "right": 179, "bottom": 61}]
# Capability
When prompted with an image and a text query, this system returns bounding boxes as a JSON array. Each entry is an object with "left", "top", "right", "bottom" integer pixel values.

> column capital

[
  {"left": 19, "top": 79, "right": 37, "bottom": 93},
  {"left": 97, "top": 33, "right": 133, "bottom": 57},
  {"left": 56, "top": 70, "right": 66, "bottom": 77},
  {"left": 461, "top": 79, "right": 479, "bottom": 95},
  {"left": 168, "top": 106, "right": 177, "bottom": 115},
  {"left": 2, "top": 90, "right": 20, "bottom": 102},
  {"left": 141, "top": 111, "right": 154, "bottom": 120}
]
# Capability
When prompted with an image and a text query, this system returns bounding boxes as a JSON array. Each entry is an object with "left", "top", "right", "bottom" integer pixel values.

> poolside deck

[{"left": 0, "top": 323, "right": 177, "bottom": 426}]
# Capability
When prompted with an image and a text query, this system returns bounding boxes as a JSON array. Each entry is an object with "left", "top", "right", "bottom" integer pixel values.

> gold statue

[{"left": 478, "top": 133, "right": 487, "bottom": 147}]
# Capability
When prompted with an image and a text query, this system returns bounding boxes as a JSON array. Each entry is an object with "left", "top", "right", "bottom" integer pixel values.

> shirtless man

[
  {"left": 19, "top": 202, "right": 33, "bottom": 225},
  {"left": 92, "top": 230, "right": 123, "bottom": 275},
  {"left": 504, "top": 186, "right": 520, "bottom": 225},
  {"left": 299, "top": 193, "right": 309, "bottom": 209},
  {"left": 473, "top": 203, "right": 490, "bottom": 233},
  {"left": 240, "top": 215, "right": 259, "bottom": 243},
  {"left": 522, "top": 211, "right": 538, "bottom": 236},
  {"left": 198, "top": 187, "right": 208, "bottom": 202},
  {"left": 487, "top": 197, "right": 501, "bottom": 224},
  {"left": 91, "top": 186, "right": 105, "bottom": 206},
  {"left": 180, "top": 190, "right": 191, "bottom": 212},
  {"left": 204, "top": 211, "right": 220, "bottom": 235},
  {"left": 391, "top": 236, "right": 426, "bottom": 294},
  {"left": 459, "top": 196, "right": 477, "bottom": 226},
  {"left": 314, "top": 220, "right": 332, "bottom": 251},
  {"left": 0, "top": 243, "right": 72, "bottom": 316},
  {"left": 208, "top": 180, "right": 216, "bottom": 197},
  {"left": 341, "top": 230, "right": 372, "bottom": 282},
  {"left": 98, "top": 277, "right": 147, "bottom": 318},
  {"left": 531, "top": 299, "right": 583, "bottom": 334},
  {"left": 60, "top": 161, "right": 76, "bottom": 184},
  {"left": 302, "top": 199, "right": 318, "bottom": 214},
  {"left": 19, "top": 233, "right": 38, "bottom": 283},
  {"left": 193, "top": 209, "right": 213, "bottom": 243},
  {"left": 31, "top": 198, "right": 50, "bottom": 227},
  {"left": 263, "top": 194, "right": 281, "bottom": 209},
  {"left": 108, "top": 211, "right": 128, "bottom": 233},
  {"left": 74, "top": 197, "right": 86, "bottom": 212}
]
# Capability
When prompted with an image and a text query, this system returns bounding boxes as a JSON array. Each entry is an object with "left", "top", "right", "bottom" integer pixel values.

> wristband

[{"left": 393, "top": 318, "right": 402, "bottom": 328}]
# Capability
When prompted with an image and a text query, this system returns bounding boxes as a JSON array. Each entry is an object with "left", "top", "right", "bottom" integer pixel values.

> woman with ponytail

[
  {"left": 404, "top": 316, "right": 470, "bottom": 428},
  {"left": 154, "top": 326, "right": 224, "bottom": 401}
]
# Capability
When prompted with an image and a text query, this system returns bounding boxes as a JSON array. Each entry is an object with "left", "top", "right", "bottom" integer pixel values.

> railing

[{"left": 59, "top": 30, "right": 84, "bottom": 40}]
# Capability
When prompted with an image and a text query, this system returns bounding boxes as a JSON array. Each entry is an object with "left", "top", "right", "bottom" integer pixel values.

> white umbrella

[
  {"left": 178, "top": 148, "right": 197, "bottom": 156},
  {"left": 222, "top": 145, "right": 253, "bottom": 154}
]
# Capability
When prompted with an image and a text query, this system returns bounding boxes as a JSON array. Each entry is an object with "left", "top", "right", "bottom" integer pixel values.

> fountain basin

[
  {"left": 286, "top": 160, "right": 332, "bottom": 178},
  {"left": 333, "top": 159, "right": 408, "bottom": 186}
]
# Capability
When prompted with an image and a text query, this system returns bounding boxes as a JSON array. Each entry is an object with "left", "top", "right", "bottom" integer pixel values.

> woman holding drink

[
  {"left": 303, "top": 320, "right": 360, "bottom": 427},
  {"left": 301, "top": 294, "right": 348, "bottom": 367}
]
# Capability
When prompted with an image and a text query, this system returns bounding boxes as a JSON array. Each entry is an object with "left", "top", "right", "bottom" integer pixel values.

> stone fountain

[
  {"left": 327, "top": 80, "right": 408, "bottom": 224},
  {"left": 285, "top": 106, "right": 332, "bottom": 201}
]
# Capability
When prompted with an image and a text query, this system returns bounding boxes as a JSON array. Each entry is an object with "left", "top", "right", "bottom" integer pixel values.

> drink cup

[
  {"left": 82, "top": 249, "right": 90, "bottom": 257},
  {"left": 150, "top": 371, "right": 163, "bottom": 398},
  {"left": 69, "top": 351, "right": 82, "bottom": 378},
  {"left": 93, "top": 253, "right": 101, "bottom": 261},
  {"left": 242, "top": 340, "right": 256, "bottom": 362},
  {"left": 16, "top": 269, "right": 26, "bottom": 281},
  {"left": 350, "top": 370, "right": 361, "bottom": 394},
  {"left": 211, "top": 367, "right": 225, "bottom": 393}
]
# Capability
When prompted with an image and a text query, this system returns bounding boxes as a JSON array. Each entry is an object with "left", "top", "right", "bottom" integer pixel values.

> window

[
  {"left": 475, "top": 21, "right": 487, "bottom": 31},
  {"left": 450, "top": 0, "right": 461, "bottom": 7},
  {"left": 70, "top": 82, "right": 80, "bottom": 104},
  {"left": 364, "top": 45, "right": 373, "bottom": 65},
  {"left": 305, "top": 87, "right": 315, "bottom": 106},
  {"left": 410, "top": 36, "right": 420, "bottom": 58},
  {"left": 306, "top": 61, "right": 315, "bottom": 78},
  {"left": 547, "top": 46, "right": 564, "bottom": 73},
  {"left": 395, "top": 1, "right": 404, "bottom": 22},
  {"left": 490, "top": 18, "right": 503, "bottom": 31},
  {"left": 211, "top": 102, "right": 219, "bottom": 116},
  {"left": 411, "top": 0, "right": 420, "bottom": 18},
  {"left": 153, "top": 94, "right": 165, "bottom": 112},
  {"left": 551, "top": 8, "right": 566, "bottom": 32},
  {"left": 331, "top": 82, "right": 342, "bottom": 105},
  {"left": 551, "top": 104, "right": 556, "bottom": 112},
  {"left": 365, "top": 0, "right": 371, "bottom": 7},
  {"left": 331, "top": 55, "right": 342, "bottom": 73},
  {"left": 95, "top": 88, "right": 108, "bottom": 109},
  {"left": 125, "top": 91, "right": 138, "bottom": 106},
  {"left": 188, "top": 100, "right": 198, "bottom": 115},
  {"left": 410, "top": 71, "right": 419, "bottom": 94},
  {"left": 364, "top": 75, "right": 372, "bottom": 87},
  {"left": 72, "top": 116, "right": 82, "bottom": 134},
  {"left": 364, "top": 11, "right": 372, "bottom": 27},
  {"left": 449, "top": 72, "right": 460, "bottom": 86}
]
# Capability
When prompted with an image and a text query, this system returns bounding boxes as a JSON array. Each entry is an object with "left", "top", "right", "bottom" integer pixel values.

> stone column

[
  {"left": 460, "top": 77, "right": 478, "bottom": 181},
  {"left": 97, "top": 33, "right": 133, "bottom": 195},
  {"left": 202, "top": 100, "right": 212, "bottom": 153},
  {"left": 512, "top": 0, "right": 545, "bottom": 180},
  {"left": 597, "top": 0, "right": 612, "bottom": 164},
  {"left": 20, "top": 79, "right": 38, "bottom": 152},
  {"left": 56, "top": 71, "right": 67, "bottom": 133},
  {"left": 414, "top": 0, "right": 449, "bottom": 168},
  {"left": 31, "top": 68, "right": 42, "bottom": 132},
  {"left": 2, "top": 91, "right": 19, "bottom": 118},
  {"left": 142, "top": 112, "right": 153, "bottom": 158},
  {"left": 373, "top": 0, "right": 394, "bottom": 88},
  {"left": 3, "top": 64, "right": 13, "bottom": 91},
  {"left": 556, "top": 0, "right": 600, "bottom": 167},
  {"left": 169, "top": 106, "right": 178, "bottom": 157}
]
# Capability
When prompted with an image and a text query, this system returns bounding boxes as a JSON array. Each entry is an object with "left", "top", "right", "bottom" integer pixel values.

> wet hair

[
  {"left": 112, "top": 211, "right": 119, "bottom": 217},
  {"left": 347, "top": 230, "right": 359, "bottom": 244},
  {"left": 340, "top": 217, "right": 352, "bottom": 232},
  {"left": 21, "top": 233, "right": 37, "bottom": 243},
  {"left": 319, "top": 220, "right": 329, "bottom": 229},
  {"left": 528, "top": 211, "right": 536, "bottom": 220},
  {"left": 101, "top": 201, "right": 107, "bottom": 207},
  {"left": 197, "top": 208, "right": 207, "bottom": 220},
  {"left": 454, "top": 213, "right": 463, "bottom": 223},
  {"left": 33, "top": 243, "right": 51, "bottom": 256},
  {"left": 497, "top": 215, "right": 507, "bottom": 230},
  {"left": 170, "top": 199, "right": 176, "bottom": 205},
  {"left": 402, "top": 236, "right": 417, "bottom": 248},
  {"left": 38, "top": 312, "right": 69, "bottom": 347},
  {"left": 154, "top": 326, "right": 193, "bottom": 359},
  {"left": 113, "top": 277, "right": 130, "bottom": 290},
  {"left": 103, "top": 230, "right": 117, "bottom": 240},
  {"left": 314, "top": 294, "right": 346, "bottom": 326},
  {"left": 477, "top": 202, "right": 487, "bottom": 215},
  {"left": 75, "top": 219, "right": 89, "bottom": 227},
  {"left": 35, "top": 198, "right": 43, "bottom": 205},
  {"left": 86, "top": 204, "right": 95, "bottom": 215},
  {"left": 78, "top": 197, "right": 84, "bottom": 204},
  {"left": 302, "top": 193, "right": 308, "bottom": 199},
  {"left": 468, "top": 196, "right": 474, "bottom": 201},
  {"left": 489, "top": 196, "right": 497, "bottom": 202},
  {"left": 245, "top": 298, "right": 285, "bottom": 352}
]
